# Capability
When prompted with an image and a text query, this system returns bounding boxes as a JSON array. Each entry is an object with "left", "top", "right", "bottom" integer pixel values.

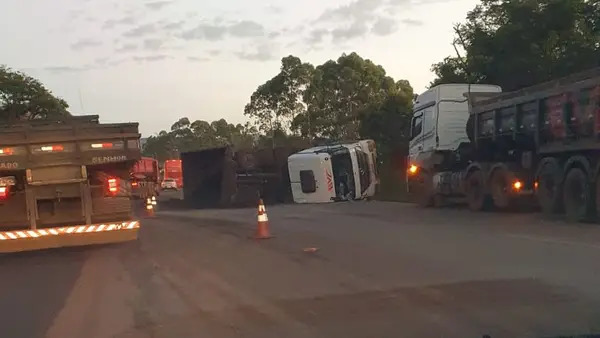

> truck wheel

[
  {"left": 416, "top": 173, "right": 434, "bottom": 207},
  {"left": 490, "top": 168, "right": 512, "bottom": 210},
  {"left": 466, "top": 170, "right": 489, "bottom": 211},
  {"left": 536, "top": 161, "right": 563, "bottom": 214},
  {"left": 563, "top": 168, "right": 592, "bottom": 222}
]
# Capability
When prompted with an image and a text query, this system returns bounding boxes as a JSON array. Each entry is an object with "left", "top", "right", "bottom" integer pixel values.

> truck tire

[
  {"left": 490, "top": 168, "right": 512, "bottom": 210},
  {"left": 466, "top": 170, "right": 489, "bottom": 211},
  {"left": 416, "top": 172, "right": 434, "bottom": 207},
  {"left": 562, "top": 168, "right": 593, "bottom": 222},
  {"left": 536, "top": 161, "right": 563, "bottom": 214}
]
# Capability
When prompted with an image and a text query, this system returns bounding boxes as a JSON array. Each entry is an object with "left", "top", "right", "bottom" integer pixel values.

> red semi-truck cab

[
  {"left": 131, "top": 157, "right": 160, "bottom": 199},
  {"left": 163, "top": 159, "right": 182, "bottom": 188}
]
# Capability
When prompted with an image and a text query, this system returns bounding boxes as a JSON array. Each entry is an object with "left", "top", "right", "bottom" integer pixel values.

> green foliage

[
  {"left": 244, "top": 55, "right": 314, "bottom": 141},
  {"left": 431, "top": 0, "right": 600, "bottom": 90},
  {"left": 297, "top": 52, "right": 399, "bottom": 140},
  {"left": 0, "top": 65, "right": 70, "bottom": 121},
  {"left": 243, "top": 52, "right": 415, "bottom": 162},
  {"left": 142, "top": 117, "right": 258, "bottom": 162},
  {"left": 359, "top": 80, "right": 414, "bottom": 158}
]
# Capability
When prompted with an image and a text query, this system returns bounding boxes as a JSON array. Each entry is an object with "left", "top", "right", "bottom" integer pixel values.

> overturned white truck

[{"left": 287, "top": 140, "right": 378, "bottom": 203}]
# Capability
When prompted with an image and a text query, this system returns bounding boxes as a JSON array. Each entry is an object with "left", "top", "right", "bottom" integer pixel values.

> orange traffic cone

[
  {"left": 254, "top": 199, "right": 272, "bottom": 239},
  {"left": 145, "top": 197, "right": 156, "bottom": 217}
]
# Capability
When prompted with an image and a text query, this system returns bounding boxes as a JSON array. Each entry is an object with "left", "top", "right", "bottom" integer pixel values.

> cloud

[
  {"left": 143, "top": 38, "right": 164, "bottom": 50},
  {"left": 181, "top": 20, "right": 265, "bottom": 41},
  {"left": 331, "top": 22, "right": 368, "bottom": 41},
  {"left": 43, "top": 65, "right": 93, "bottom": 73},
  {"left": 123, "top": 23, "right": 156, "bottom": 38},
  {"left": 68, "top": 9, "right": 84, "bottom": 20},
  {"left": 181, "top": 24, "right": 228, "bottom": 41},
  {"left": 133, "top": 55, "right": 173, "bottom": 62},
  {"left": 187, "top": 56, "right": 210, "bottom": 62},
  {"left": 235, "top": 43, "right": 276, "bottom": 62},
  {"left": 308, "top": 0, "right": 391, "bottom": 45},
  {"left": 162, "top": 20, "right": 184, "bottom": 31},
  {"left": 103, "top": 16, "right": 136, "bottom": 30},
  {"left": 372, "top": 17, "right": 397, "bottom": 36},
  {"left": 229, "top": 21, "right": 265, "bottom": 38},
  {"left": 316, "top": 0, "right": 384, "bottom": 23},
  {"left": 145, "top": 1, "right": 173, "bottom": 10},
  {"left": 306, "top": 29, "right": 329, "bottom": 44},
  {"left": 116, "top": 43, "right": 137, "bottom": 52},
  {"left": 266, "top": 5, "right": 283, "bottom": 14},
  {"left": 401, "top": 18, "right": 424, "bottom": 26},
  {"left": 95, "top": 57, "right": 109, "bottom": 65},
  {"left": 208, "top": 50, "right": 221, "bottom": 56},
  {"left": 71, "top": 38, "right": 102, "bottom": 50}
]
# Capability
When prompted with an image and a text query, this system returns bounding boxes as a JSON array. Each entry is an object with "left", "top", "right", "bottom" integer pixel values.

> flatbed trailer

[
  {"left": 0, "top": 115, "right": 142, "bottom": 253},
  {"left": 407, "top": 67, "right": 600, "bottom": 222}
]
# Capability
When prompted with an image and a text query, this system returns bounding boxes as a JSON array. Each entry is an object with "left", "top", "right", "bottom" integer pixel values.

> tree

[
  {"left": 359, "top": 80, "right": 414, "bottom": 157},
  {"left": 244, "top": 55, "right": 314, "bottom": 144},
  {"left": 0, "top": 65, "right": 70, "bottom": 121},
  {"left": 431, "top": 0, "right": 600, "bottom": 91},
  {"left": 142, "top": 117, "right": 259, "bottom": 161},
  {"left": 297, "top": 52, "right": 398, "bottom": 140}
]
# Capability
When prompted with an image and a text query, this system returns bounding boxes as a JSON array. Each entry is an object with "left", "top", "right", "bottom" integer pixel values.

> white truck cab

[
  {"left": 288, "top": 140, "right": 378, "bottom": 204},
  {"left": 408, "top": 84, "right": 502, "bottom": 170}
]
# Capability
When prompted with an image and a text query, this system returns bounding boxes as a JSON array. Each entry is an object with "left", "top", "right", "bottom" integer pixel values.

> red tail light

[
  {"left": 0, "top": 148, "right": 13, "bottom": 156},
  {"left": 131, "top": 181, "right": 138, "bottom": 187},
  {"left": 40, "top": 145, "right": 64, "bottom": 152},
  {"left": 107, "top": 177, "right": 119, "bottom": 194},
  {"left": 91, "top": 143, "right": 114, "bottom": 149},
  {"left": 0, "top": 186, "right": 9, "bottom": 200}
]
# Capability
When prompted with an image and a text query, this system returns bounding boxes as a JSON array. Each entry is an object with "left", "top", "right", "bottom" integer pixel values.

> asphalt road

[{"left": 2, "top": 196, "right": 600, "bottom": 337}]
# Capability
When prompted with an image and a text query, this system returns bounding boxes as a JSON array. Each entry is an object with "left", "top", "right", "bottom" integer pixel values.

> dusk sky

[{"left": 1, "top": 0, "right": 479, "bottom": 136}]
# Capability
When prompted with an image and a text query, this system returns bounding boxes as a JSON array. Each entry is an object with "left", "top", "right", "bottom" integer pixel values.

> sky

[{"left": 1, "top": 0, "right": 480, "bottom": 137}]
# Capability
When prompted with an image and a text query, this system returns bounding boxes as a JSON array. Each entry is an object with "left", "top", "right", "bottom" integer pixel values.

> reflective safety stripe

[
  {"left": 0, "top": 221, "right": 140, "bottom": 241},
  {"left": 258, "top": 214, "right": 268, "bottom": 222},
  {"left": 258, "top": 205, "right": 266, "bottom": 212}
]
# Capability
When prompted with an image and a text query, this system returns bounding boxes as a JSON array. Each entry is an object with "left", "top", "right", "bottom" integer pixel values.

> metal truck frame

[
  {"left": 0, "top": 115, "right": 142, "bottom": 253},
  {"left": 407, "top": 67, "right": 600, "bottom": 222}
]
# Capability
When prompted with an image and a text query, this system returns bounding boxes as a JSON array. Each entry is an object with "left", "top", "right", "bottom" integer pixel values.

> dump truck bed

[{"left": 0, "top": 115, "right": 142, "bottom": 253}]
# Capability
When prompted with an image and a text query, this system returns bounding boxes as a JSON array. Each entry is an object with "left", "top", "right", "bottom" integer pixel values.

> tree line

[{"left": 1, "top": 0, "right": 598, "bottom": 164}]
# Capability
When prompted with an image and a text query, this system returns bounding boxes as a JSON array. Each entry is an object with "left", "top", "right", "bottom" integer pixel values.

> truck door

[
  {"left": 408, "top": 105, "right": 435, "bottom": 164},
  {"left": 408, "top": 111, "right": 424, "bottom": 163}
]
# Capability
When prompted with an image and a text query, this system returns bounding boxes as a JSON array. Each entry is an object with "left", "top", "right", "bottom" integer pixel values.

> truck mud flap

[{"left": 0, "top": 221, "right": 140, "bottom": 254}]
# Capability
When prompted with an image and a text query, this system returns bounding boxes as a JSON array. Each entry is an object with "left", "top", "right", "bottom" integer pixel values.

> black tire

[
  {"left": 466, "top": 170, "right": 489, "bottom": 211},
  {"left": 490, "top": 168, "right": 512, "bottom": 210},
  {"left": 562, "top": 168, "right": 593, "bottom": 222},
  {"left": 536, "top": 161, "right": 563, "bottom": 214},
  {"left": 415, "top": 172, "right": 434, "bottom": 207}
]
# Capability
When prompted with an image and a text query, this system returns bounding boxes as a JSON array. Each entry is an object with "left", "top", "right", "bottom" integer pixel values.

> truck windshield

[
  {"left": 355, "top": 149, "right": 371, "bottom": 194},
  {"left": 410, "top": 114, "right": 423, "bottom": 140}
]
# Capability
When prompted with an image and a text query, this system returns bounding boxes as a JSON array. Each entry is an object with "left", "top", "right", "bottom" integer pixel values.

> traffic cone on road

[
  {"left": 254, "top": 199, "right": 272, "bottom": 239},
  {"left": 145, "top": 197, "right": 156, "bottom": 217}
]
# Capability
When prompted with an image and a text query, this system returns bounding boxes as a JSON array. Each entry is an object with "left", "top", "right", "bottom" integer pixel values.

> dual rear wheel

[{"left": 536, "top": 162, "right": 598, "bottom": 222}]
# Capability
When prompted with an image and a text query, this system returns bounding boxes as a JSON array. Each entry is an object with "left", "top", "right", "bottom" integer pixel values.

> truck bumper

[{"left": 0, "top": 221, "right": 140, "bottom": 254}]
